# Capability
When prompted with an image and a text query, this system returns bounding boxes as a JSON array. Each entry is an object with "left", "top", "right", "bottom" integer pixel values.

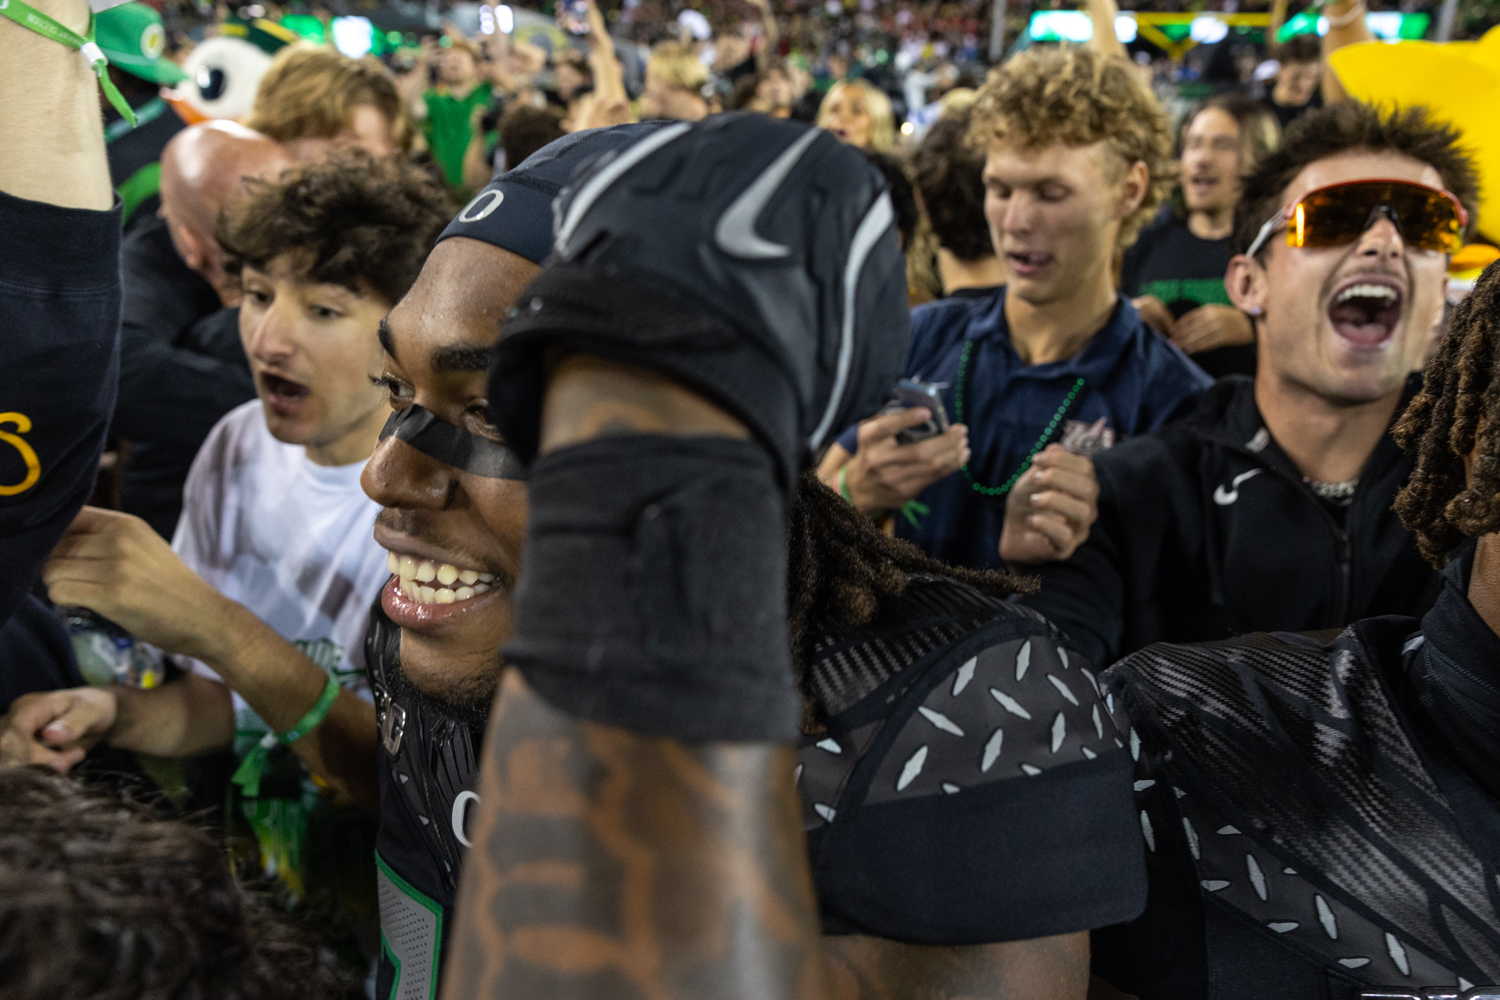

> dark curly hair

[
  {"left": 1234, "top": 103, "right": 1479, "bottom": 257},
  {"left": 786, "top": 474, "right": 1031, "bottom": 727},
  {"left": 217, "top": 150, "right": 452, "bottom": 306},
  {"left": 0, "top": 767, "right": 355, "bottom": 1000},
  {"left": 1393, "top": 260, "right": 1500, "bottom": 567},
  {"left": 912, "top": 111, "right": 993, "bottom": 263}
]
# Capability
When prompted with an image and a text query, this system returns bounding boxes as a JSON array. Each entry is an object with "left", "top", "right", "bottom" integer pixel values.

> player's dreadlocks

[
  {"left": 1393, "top": 259, "right": 1500, "bottom": 567},
  {"left": 786, "top": 473, "right": 1033, "bottom": 724}
]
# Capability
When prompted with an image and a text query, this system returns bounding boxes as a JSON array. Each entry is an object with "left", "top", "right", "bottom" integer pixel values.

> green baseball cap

[{"left": 95, "top": 3, "right": 188, "bottom": 86}]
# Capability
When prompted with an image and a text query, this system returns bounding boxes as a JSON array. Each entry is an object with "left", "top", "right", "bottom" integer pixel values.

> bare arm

[
  {"left": 110, "top": 674, "right": 235, "bottom": 755},
  {"left": 1267, "top": 0, "right": 1289, "bottom": 56},
  {"left": 441, "top": 355, "right": 824, "bottom": 1000},
  {"left": 41, "top": 507, "right": 379, "bottom": 810},
  {"left": 0, "top": 0, "right": 110, "bottom": 208},
  {"left": 823, "top": 932, "right": 1090, "bottom": 1000},
  {"left": 584, "top": 0, "right": 629, "bottom": 108},
  {"left": 1320, "top": 0, "right": 1372, "bottom": 104},
  {"left": 0, "top": 675, "right": 233, "bottom": 770},
  {"left": 748, "top": 0, "right": 781, "bottom": 71},
  {"left": 442, "top": 669, "right": 824, "bottom": 1000},
  {"left": 1085, "top": 0, "right": 1126, "bottom": 61}
]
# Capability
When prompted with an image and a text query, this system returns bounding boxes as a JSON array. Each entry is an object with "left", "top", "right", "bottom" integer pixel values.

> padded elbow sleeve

[{"left": 504, "top": 434, "right": 799, "bottom": 742}]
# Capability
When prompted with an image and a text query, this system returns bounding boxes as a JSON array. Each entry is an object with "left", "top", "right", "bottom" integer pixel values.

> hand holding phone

[{"left": 880, "top": 378, "right": 950, "bottom": 446}]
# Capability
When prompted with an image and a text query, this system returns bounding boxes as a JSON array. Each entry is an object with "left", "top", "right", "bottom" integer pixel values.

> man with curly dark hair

[
  {"left": 1, "top": 153, "right": 450, "bottom": 925},
  {"left": 0, "top": 766, "right": 353, "bottom": 1000},
  {"left": 1087, "top": 255, "right": 1500, "bottom": 1000},
  {"left": 1024, "top": 103, "right": 1478, "bottom": 670},
  {"left": 818, "top": 47, "right": 1211, "bottom": 573}
]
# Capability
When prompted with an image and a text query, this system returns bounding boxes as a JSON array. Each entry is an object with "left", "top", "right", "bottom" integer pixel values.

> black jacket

[
  {"left": 116, "top": 215, "right": 254, "bottom": 538},
  {"left": 1021, "top": 375, "right": 1440, "bottom": 667}
]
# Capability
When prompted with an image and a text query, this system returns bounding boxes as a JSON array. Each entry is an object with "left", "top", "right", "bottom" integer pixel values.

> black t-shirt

[
  {"left": 1261, "top": 89, "right": 1323, "bottom": 132},
  {"left": 1120, "top": 209, "right": 1254, "bottom": 379},
  {"left": 0, "top": 188, "right": 121, "bottom": 629},
  {"left": 116, "top": 214, "right": 254, "bottom": 538},
  {"left": 796, "top": 575, "right": 1147, "bottom": 943},
  {"left": 105, "top": 95, "right": 187, "bottom": 233},
  {"left": 1094, "top": 551, "right": 1500, "bottom": 998}
]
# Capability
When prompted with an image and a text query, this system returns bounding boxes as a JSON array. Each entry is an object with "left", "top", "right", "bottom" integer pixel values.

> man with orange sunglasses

[{"left": 1020, "top": 102, "right": 1478, "bottom": 670}]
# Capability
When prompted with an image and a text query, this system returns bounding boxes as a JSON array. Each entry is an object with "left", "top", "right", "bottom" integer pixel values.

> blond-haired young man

[
  {"left": 819, "top": 46, "right": 1211, "bottom": 571},
  {"left": 245, "top": 44, "right": 411, "bottom": 162}
]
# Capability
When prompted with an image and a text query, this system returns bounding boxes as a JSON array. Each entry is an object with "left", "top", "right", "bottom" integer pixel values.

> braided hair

[
  {"left": 786, "top": 472, "right": 1033, "bottom": 689},
  {"left": 1393, "top": 259, "right": 1500, "bottom": 567}
]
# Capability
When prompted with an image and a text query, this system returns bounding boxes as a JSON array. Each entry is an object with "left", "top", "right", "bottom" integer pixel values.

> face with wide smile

[
  {"left": 1229, "top": 150, "right": 1451, "bottom": 407},
  {"left": 360, "top": 237, "right": 540, "bottom": 703}
]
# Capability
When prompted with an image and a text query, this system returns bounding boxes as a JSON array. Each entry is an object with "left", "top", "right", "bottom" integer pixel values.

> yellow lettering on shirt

[{"left": 0, "top": 412, "right": 41, "bottom": 496}]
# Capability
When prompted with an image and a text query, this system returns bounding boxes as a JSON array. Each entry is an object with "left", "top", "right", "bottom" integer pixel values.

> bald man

[{"left": 116, "top": 122, "right": 290, "bottom": 538}]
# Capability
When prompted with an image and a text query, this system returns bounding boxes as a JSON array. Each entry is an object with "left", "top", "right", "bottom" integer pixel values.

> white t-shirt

[{"left": 173, "top": 400, "right": 386, "bottom": 717}]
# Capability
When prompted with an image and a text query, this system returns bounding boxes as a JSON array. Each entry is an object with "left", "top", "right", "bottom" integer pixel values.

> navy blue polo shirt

[{"left": 836, "top": 288, "right": 1211, "bottom": 569}]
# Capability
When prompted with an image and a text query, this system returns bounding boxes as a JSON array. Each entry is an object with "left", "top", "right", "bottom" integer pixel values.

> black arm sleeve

[
  {"left": 0, "top": 189, "right": 121, "bottom": 626},
  {"left": 806, "top": 622, "right": 1146, "bottom": 943},
  {"left": 1018, "top": 461, "right": 1131, "bottom": 668},
  {"left": 1408, "top": 547, "right": 1500, "bottom": 801}
]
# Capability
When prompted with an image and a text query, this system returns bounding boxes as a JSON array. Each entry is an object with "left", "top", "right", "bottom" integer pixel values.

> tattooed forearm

[
  {"left": 441, "top": 669, "right": 828, "bottom": 1000},
  {"left": 820, "top": 932, "right": 1091, "bottom": 1000}
]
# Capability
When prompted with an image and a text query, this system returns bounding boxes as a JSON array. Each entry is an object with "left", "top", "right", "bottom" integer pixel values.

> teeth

[
  {"left": 385, "top": 552, "right": 495, "bottom": 604},
  {"left": 1336, "top": 283, "right": 1398, "bottom": 303}
]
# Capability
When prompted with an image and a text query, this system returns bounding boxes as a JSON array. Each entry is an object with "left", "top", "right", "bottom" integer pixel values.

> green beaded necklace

[{"left": 953, "top": 339, "right": 1088, "bottom": 499}]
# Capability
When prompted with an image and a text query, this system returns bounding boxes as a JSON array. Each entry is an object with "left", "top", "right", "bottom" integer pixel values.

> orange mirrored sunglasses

[{"left": 1245, "top": 178, "right": 1467, "bottom": 258}]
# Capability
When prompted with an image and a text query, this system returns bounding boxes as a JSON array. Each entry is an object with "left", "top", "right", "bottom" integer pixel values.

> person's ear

[
  {"left": 1226, "top": 253, "right": 1268, "bottom": 318},
  {"left": 168, "top": 219, "right": 205, "bottom": 273},
  {"left": 1116, "top": 159, "right": 1150, "bottom": 221}
]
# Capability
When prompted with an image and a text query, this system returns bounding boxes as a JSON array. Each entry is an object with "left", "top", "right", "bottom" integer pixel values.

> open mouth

[
  {"left": 1007, "top": 250, "right": 1054, "bottom": 277},
  {"left": 1327, "top": 279, "right": 1404, "bottom": 347},
  {"left": 387, "top": 551, "right": 495, "bottom": 605},
  {"left": 260, "top": 372, "right": 311, "bottom": 413}
]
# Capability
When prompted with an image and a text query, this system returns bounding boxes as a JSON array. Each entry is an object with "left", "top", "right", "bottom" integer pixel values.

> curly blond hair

[{"left": 969, "top": 46, "right": 1171, "bottom": 251}]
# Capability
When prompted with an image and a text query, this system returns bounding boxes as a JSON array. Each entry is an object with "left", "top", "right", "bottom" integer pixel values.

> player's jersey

[
  {"left": 1095, "top": 562, "right": 1500, "bottom": 1000},
  {"left": 796, "top": 574, "right": 1148, "bottom": 943},
  {"left": 366, "top": 605, "right": 484, "bottom": 1000}
]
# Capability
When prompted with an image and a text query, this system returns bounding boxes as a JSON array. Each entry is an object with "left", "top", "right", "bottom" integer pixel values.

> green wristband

[
  {"left": 838, "top": 465, "right": 853, "bottom": 503},
  {"left": 0, "top": 0, "right": 138, "bottom": 126},
  {"left": 231, "top": 674, "right": 342, "bottom": 798}
]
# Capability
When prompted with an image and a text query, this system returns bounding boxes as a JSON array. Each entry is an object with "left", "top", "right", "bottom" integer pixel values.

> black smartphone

[
  {"left": 881, "top": 378, "right": 950, "bottom": 446},
  {"left": 561, "top": 0, "right": 590, "bottom": 35}
]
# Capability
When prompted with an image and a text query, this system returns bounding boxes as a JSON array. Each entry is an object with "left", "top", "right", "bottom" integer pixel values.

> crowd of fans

[{"left": 3, "top": 0, "right": 1500, "bottom": 996}]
